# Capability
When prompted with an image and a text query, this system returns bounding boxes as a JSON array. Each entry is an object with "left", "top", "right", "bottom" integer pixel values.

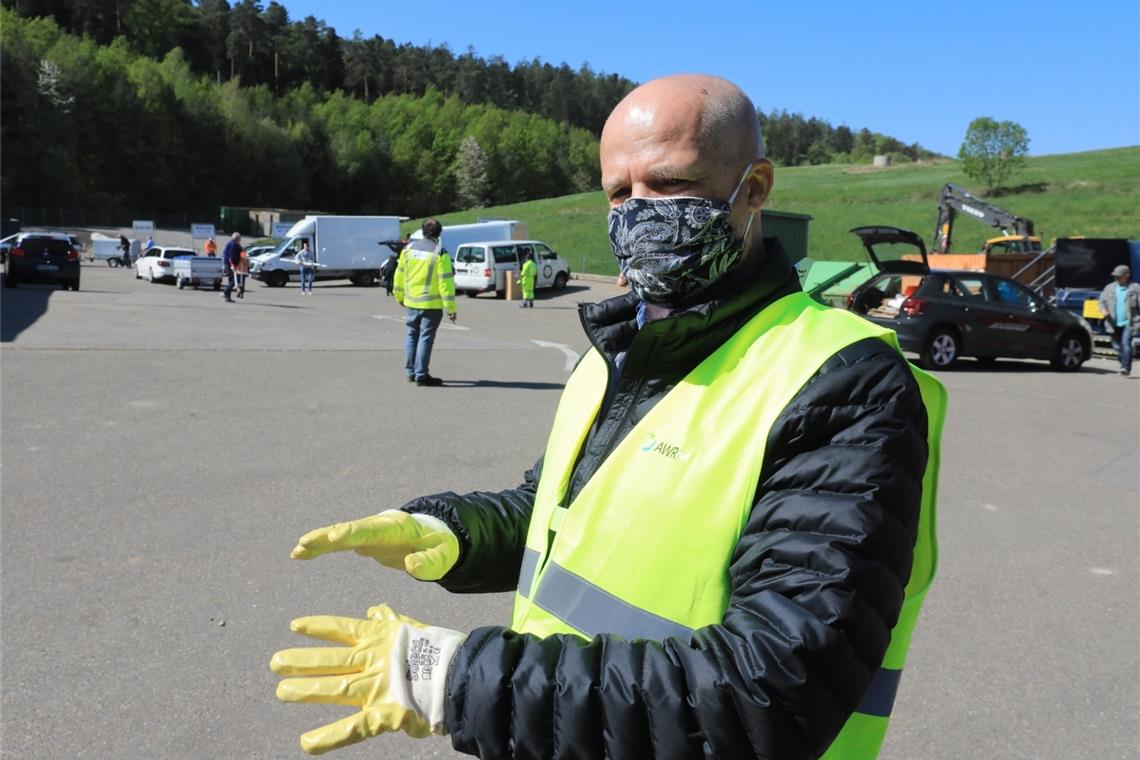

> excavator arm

[{"left": 932, "top": 183, "right": 1036, "bottom": 252}]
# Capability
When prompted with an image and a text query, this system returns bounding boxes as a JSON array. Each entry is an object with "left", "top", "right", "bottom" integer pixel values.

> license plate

[{"left": 37, "top": 264, "right": 58, "bottom": 271}]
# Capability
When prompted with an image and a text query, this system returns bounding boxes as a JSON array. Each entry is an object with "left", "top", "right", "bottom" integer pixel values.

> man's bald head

[{"left": 602, "top": 75, "right": 762, "bottom": 182}]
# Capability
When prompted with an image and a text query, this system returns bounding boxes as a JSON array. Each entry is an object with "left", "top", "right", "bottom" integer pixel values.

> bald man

[{"left": 273, "top": 75, "right": 943, "bottom": 760}]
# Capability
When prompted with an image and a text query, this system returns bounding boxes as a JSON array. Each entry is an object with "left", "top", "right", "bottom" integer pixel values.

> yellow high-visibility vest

[
  {"left": 511, "top": 292, "right": 947, "bottom": 758},
  {"left": 394, "top": 238, "right": 456, "bottom": 312}
]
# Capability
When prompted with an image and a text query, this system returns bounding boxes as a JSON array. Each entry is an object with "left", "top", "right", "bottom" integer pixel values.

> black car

[
  {"left": 846, "top": 226, "right": 1090, "bottom": 371},
  {"left": 3, "top": 232, "right": 81, "bottom": 291}
]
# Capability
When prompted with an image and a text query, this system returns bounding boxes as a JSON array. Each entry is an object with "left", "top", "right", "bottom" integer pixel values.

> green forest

[{"left": 1, "top": 2, "right": 939, "bottom": 220}]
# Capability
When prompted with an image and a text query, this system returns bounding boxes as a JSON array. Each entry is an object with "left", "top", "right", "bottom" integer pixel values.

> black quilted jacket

[{"left": 403, "top": 240, "right": 929, "bottom": 759}]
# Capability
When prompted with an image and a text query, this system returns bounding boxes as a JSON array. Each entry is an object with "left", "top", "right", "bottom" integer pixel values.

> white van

[
  {"left": 410, "top": 220, "right": 528, "bottom": 254},
  {"left": 452, "top": 240, "right": 571, "bottom": 297}
]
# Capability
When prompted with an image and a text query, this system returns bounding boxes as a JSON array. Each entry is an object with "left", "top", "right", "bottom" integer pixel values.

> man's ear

[{"left": 745, "top": 159, "right": 774, "bottom": 212}]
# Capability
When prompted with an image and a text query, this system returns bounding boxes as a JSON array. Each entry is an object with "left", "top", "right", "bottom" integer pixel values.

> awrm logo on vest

[{"left": 640, "top": 433, "right": 691, "bottom": 463}]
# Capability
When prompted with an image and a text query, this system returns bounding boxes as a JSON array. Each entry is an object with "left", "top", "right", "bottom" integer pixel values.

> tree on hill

[
  {"left": 958, "top": 117, "right": 1029, "bottom": 192},
  {"left": 454, "top": 135, "right": 490, "bottom": 209}
]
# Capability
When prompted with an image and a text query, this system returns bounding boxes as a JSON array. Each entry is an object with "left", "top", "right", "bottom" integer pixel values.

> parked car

[
  {"left": 0, "top": 233, "right": 18, "bottom": 264},
  {"left": 3, "top": 231, "right": 81, "bottom": 290},
  {"left": 135, "top": 246, "right": 196, "bottom": 283},
  {"left": 846, "top": 226, "right": 1090, "bottom": 371},
  {"left": 453, "top": 240, "right": 571, "bottom": 297},
  {"left": 242, "top": 244, "right": 275, "bottom": 259},
  {"left": 1, "top": 231, "right": 82, "bottom": 264}
]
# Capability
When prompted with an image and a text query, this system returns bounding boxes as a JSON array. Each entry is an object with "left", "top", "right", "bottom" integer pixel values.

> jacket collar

[{"left": 578, "top": 237, "right": 801, "bottom": 365}]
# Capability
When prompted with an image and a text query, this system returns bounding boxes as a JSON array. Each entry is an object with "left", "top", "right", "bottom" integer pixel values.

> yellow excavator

[{"left": 931, "top": 183, "right": 1041, "bottom": 255}]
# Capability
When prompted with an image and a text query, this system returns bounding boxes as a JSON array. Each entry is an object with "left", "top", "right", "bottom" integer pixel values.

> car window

[
  {"left": 20, "top": 238, "right": 72, "bottom": 256},
  {"left": 534, "top": 244, "right": 555, "bottom": 260},
  {"left": 492, "top": 246, "right": 517, "bottom": 264},
  {"left": 916, "top": 275, "right": 961, "bottom": 298},
  {"left": 457, "top": 246, "right": 486, "bottom": 263},
  {"left": 953, "top": 277, "right": 988, "bottom": 299},
  {"left": 516, "top": 245, "right": 533, "bottom": 260},
  {"left": 992, "top": 278, "right": 1036, "bottom": 307}
]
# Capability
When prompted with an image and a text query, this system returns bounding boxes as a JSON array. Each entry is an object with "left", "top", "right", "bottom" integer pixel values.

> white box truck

[
  {"left": 409, "top": 220, "right": 528, "bottom": 254},
  {"left": 249, "top": 216, "right": 402, "bottom": 287}
]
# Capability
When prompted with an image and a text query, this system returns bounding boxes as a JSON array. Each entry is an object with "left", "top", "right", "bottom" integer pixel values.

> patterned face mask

[{"left": 607, "top": 165, "right": 754, "bottom": 307}]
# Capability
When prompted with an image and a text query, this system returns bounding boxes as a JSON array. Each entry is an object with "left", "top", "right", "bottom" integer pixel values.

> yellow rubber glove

[
  {"left": 290, "top": 510, "right": 459, "bottom": 581},
  {"left": 271, "top": 604, "right": 466, "bottom": 755}
]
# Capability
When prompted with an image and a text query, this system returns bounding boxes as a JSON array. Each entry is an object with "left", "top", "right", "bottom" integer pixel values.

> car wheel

[
  {"left": 465, "top": 290, "right": 478, "bottom": 298},
  {"left": 353, "top": 273, "right": 376, "bottom": 287},
  {"left": 921, "top": 328, "right": 960, "bottom": 370},
  {"left": 106, "top": 259, "right": 115, "bottom": 267},
  {"left": 213, "top": 281, "right": 221, "bottom": 291},
  {"left": 553, "top": 272, "right": 569, "bottom": 291},
  {"left": 267, "top": 270, "right": 288, "bottom": 287},
  {"left": 1051, "top": 333, "right": 1086, "bottom": 372}
]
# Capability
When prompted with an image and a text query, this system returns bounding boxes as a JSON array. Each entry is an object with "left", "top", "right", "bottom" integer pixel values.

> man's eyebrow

[{"left": 646, "top": 165, "right": 702, "bottom": 182}]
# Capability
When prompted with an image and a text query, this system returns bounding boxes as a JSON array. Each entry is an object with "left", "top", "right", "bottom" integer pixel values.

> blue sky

[{"left": 282, "top": 0, "right": 1139, "bottom": 157}]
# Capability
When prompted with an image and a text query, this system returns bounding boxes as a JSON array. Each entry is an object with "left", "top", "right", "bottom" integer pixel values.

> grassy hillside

[{"left": 404, "top": 147, "right": 1140, "bottom": 275}]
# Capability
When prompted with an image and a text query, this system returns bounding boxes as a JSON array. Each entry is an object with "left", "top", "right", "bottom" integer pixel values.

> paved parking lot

[{"left": 2, "top": 262, "right": 1137, "bottom": 759}]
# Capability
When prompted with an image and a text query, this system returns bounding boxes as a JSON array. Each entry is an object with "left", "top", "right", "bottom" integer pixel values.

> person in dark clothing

[
  {"left": 221, "top": 232, "right": 241, "bottom": 303},
  {"left": 118, "top": 235, "right": 131, "bottom": 268},
  {"left": 381, "top": 252, "right": 398, "bottom": 296},
  {"left": 272, "top": 75, "right": 941, "bottom": 759}
]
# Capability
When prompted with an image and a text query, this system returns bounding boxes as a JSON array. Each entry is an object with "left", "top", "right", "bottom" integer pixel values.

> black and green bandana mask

[{"left": 607, "top": 165, "right": 754, "bottom": 307}]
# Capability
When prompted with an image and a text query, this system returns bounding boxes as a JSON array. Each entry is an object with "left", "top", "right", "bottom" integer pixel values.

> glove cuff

[{"left": 397, "top": 623, "right": 466, "bottom": 736}]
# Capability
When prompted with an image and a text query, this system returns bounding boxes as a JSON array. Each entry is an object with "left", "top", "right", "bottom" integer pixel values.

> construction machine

[{"left": 931, "top": 183, "right": 1042, "bottom": 255}]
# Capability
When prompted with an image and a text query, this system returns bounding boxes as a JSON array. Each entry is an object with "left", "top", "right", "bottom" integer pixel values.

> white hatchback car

[
  {"left": 452, "top": 240, "right": 571, "bottom": 297},
  {"left": 135, "top": 246, "right": 196, "bottom": 283}
]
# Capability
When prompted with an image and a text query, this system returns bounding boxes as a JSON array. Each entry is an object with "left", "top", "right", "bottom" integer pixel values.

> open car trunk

[{"left": 849, "top": 226, "right": 931, "bottom": 318}]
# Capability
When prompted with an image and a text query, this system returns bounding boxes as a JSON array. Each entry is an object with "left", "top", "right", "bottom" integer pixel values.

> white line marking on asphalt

[
  {"left": 982, "top": 503, "right": 998, "bottom": 512},
  {"left": 372, "top": 314, "right": 469, "bottom": 331},
  {"left": 1088, "top": 567, "right": 1115, "bottom": 576},
  {"left": 531, "top": 340, "right": 580, "bottom": 371}
]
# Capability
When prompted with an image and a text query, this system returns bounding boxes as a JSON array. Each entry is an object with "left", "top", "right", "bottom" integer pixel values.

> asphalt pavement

[{"left": 2, "top": 262, "right": 1137, "bottom": 759}]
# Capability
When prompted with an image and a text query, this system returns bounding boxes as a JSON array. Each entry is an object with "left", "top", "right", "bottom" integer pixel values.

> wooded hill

[{"left": 1, "top": 3, "right": 939, "bottom": 218}]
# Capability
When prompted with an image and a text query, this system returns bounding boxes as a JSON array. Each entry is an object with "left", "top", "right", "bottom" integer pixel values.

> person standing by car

[
  {"left": 204, "top": 237, "right": 217, "bottom": 257},
  {"left": 517, "top": 250, "right": 537, "bottom": 308},
  {"left": 1098, "top": 264, "right": 1140, "bottom": 376},
  {"left": 118, "top": 235, "right": 131, "bottom": 268},
  {"left": 221, "top": 232, "right": 242, "bottom": 303},
  {"left": 296, "top": 240, "right": 316, "bottom": 295},
  {"left": 235, "top": 245, "right": 250, "bottom": 299},
  {"left": 393, "top": 218, "right": 456, "bottom": 386}
]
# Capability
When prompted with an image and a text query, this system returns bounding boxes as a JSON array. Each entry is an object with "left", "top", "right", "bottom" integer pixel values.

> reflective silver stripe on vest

[
  {"left": 439, "top": 271, "right": 454, "bottom": 280},
  {"left": 403, "top": 292, "right": 444, "bottom": 304},
  {"left": 856, "top": 667, "right": 902, "bottom": 717},
  {"left": 518, "top": 547, "right": 540, "bottom": 597},
  {"left": 532, "top": 561, "right": 694, "bottom": 642}
]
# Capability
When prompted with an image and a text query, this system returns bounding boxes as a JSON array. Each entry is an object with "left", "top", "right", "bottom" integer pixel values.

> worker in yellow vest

[
  {"left": 517, "top": 250, "right": 537, "bottom": 308},
  {"left": 272, "top": 74, "right": 946, "bottom": 760},
  {"left": 392, "top": 218, "right": 456, "bottom": 387}
]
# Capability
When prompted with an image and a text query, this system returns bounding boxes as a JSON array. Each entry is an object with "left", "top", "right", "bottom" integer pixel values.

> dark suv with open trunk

[{"left": 846, "top": 226, "right": 1090, "bottom": 371}]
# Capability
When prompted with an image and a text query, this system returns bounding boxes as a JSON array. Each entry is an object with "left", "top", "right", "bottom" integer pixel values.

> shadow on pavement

[
  {"left": 1, "top": 277, "right": 55, "bottom": 342},
  {"left": 441, "top": 379, "right": 566, "bottom": 390},
  {"left": 944, "top": 358, "right": 1119, "bottom": 376}
]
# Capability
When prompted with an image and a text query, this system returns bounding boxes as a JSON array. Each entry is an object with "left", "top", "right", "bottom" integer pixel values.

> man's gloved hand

[
  {"left": 271, "top": 604, "right": 466, "bottom": 755},
  {"left": 290, "top": 510, "right": 459, "bottom": 581}
]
